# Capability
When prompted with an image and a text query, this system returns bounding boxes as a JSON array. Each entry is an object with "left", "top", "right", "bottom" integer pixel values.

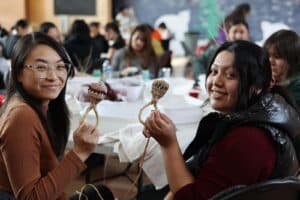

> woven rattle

[
  {"left": 138, "top": 79, "right": 169, "bottom": 125},
  {"left": 80, "top": 82, "right": 107, "bottom": 128},
  {"left": 125, "top": 80, "right": 169, "bottom": 198}
]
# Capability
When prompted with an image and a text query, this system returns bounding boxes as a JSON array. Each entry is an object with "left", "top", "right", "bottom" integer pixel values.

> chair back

[
  {"left": 0, "top": 191, "right": 15, "bottom": 200},
  {"left": 159, "top": 50, "right": 172, "bottom": 69},
  {"left": 210, "top": 177, "right": 300, "bottom": 200}
]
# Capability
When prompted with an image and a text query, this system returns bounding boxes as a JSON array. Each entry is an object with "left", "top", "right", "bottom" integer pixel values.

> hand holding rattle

[
  {"left": 124, "top": 79, "right": 169, "bottom": 198},
  {"left": 80, "top": 82, "right": 107, "bottom": 128}
]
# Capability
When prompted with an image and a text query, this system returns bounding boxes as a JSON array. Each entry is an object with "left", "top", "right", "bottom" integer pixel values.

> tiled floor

[{"left": 65, "top": 156, "right": 151, "bottom": 200}]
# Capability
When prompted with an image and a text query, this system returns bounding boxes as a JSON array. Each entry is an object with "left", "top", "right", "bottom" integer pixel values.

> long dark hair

[
  {"left": 263, "top": 29, "right": 300, "bottom": 79},
  {"left": 67, "top": 20, "right": 90, "bottom": 42},
  {"left": 125, "top": 24, "right": 158, "bottom": 75},
  {"left": 206, "top": 40, "right": 272, "bottom": 112},
  {"left": 1, "top": 32, "right": 75, "bottom": 157},
  {"left": 230, "top": 3, "right": 251, "bottom": 20},
  {"left": 39, "top": 21, "right": 57, "bottom": 34},
  {"left": 206, "top": 40, "right": 300, "bottom": 113}
]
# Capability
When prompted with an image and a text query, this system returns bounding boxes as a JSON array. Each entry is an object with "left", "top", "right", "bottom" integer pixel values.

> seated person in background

[
  {"left": 0, "top": 42, "right": 9, "bottom": 91},
  {"left": 216, "top": 3, "right": 251, "bottom": 45},
  {"left": 143, "top": 40, "right": 299, "bottom": 200},
  {"left": 145, "top": 24, "right": 164, "bottom": 58},
  {"left": 0, "top": 24, "right": 8, "bottom": 46},
  {"left": 193, "top": 18, "right": 250, "bottom": 86},
  {"left": 111, "top": 24, "right": 159, "bottom": 79},
  {"left": 4, "top": 19, "right": 29, "bottom": 59},
  {"left": 0, "top": 32, "right": 100, "bottom": 199},
  {"left": 157, "top": 22, "right": 172, "bottom": 51},
  {"left": 115, "top": 6, "right": 138, "bottom": 41},
  {"left": 0, "top": 71, "right": 6, "bottom": 95},
  {"left": 39, "top": 21, "right": 61, "bottom": 43},
  {"left": 263, "top": 30, "right": 300, "bottom": 107},
  {"left": 104, "top": 22, "right": 126, "bottom": 61},
  {"left": 89, "top": 21, "right": 109, "bottom": 55},
  {"left": 0, "top": 24, "right": 8, "bottom": 38},
  {"left": 64, "top": 20, "right": 101, "bottom": 73}
]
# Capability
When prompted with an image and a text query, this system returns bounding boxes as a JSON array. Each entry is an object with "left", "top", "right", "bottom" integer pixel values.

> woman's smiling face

[
  {"left": 206, "top": 50, "right": 239, "bottom": 113},
  {"left": 18, "top": 44, "right": 67, "bottom": 105}
]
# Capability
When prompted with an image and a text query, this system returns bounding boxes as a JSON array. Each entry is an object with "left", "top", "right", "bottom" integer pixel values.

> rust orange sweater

[{"left": 0, "top": 98, "right": 86, "bottom": 200}]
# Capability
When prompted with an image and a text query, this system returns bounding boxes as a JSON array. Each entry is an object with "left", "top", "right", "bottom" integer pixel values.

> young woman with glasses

[{"left": 0, "top": 32, "right": 100, "bottom": 200}]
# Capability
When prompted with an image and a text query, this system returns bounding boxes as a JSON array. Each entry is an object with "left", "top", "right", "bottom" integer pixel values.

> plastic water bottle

[
  {"left": 142, "top": 69, "right": 150, "bottom": 80},
  {"left": 162, "top": 67, "right": 171, "bottom": 78},
  {"left": 102, "top": 60, "right": 113, "bottom": 81}
]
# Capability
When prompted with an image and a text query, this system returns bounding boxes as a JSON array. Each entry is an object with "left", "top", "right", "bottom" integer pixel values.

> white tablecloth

[{"left": 66, "top": 76, "right": 211, "bottom": 188}]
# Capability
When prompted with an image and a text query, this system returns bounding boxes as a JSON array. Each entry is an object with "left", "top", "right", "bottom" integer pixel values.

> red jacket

[{"left": 174, "top": 126, "right": 276, "bottom": 200}]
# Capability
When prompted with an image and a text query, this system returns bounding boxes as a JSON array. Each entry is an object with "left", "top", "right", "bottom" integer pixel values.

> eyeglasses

[{"left": 24, "top": 62, "right": 71, "bottom": 79}]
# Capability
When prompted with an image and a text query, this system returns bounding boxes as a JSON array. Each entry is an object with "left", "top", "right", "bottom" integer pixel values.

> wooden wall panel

[
  {"left": 0, "top": 0, "right": 26, "bottom": 30},
  {"left": 27, "top": 0, "right": 112, "bottom": 33},
  {"left": 0, "top": 0, "right": 112, "bottom": 33}
]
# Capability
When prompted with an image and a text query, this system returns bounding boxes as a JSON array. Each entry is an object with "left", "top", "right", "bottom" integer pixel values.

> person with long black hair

[
  {"left": 0, "top": 32, "right": 100, "bottom": 200},
  {"left": 64, "top": 20, "right": 102, "bottom": 73},
  {"left": 39, "top": 21, "right": 61, "bottom": 43},
  {"left": 143, "top": 40, "right": 300, "bottom": 199}
]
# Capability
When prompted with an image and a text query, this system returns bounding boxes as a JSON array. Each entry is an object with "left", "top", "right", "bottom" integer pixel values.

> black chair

[
  {"left": 210, "top": 177, "right": 300, "bottom": 200},
  {"left": 0, "top": 191, "right": 15, "bottom": 200},
  {"left": 82, "top": 153, "right": 105, "bottom": 183},
  {"left": 159, "top": 50, "right": 172, "bottom": 69},
  {"left": 0, "top": 71, "right": 6, "bottom": 90},
  {"left": 161, "top": 39, "right": 170, "bottom": 51}
]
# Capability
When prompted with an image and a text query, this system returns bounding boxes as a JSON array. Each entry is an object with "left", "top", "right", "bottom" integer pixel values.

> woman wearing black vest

[{"left": 143, "top": 40, "right": 300, "bottom": 200}]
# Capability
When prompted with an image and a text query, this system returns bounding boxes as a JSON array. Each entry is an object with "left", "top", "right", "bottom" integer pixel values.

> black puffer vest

[{"left": 184, "top": 93, "right": 300, "bottom": 179}]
